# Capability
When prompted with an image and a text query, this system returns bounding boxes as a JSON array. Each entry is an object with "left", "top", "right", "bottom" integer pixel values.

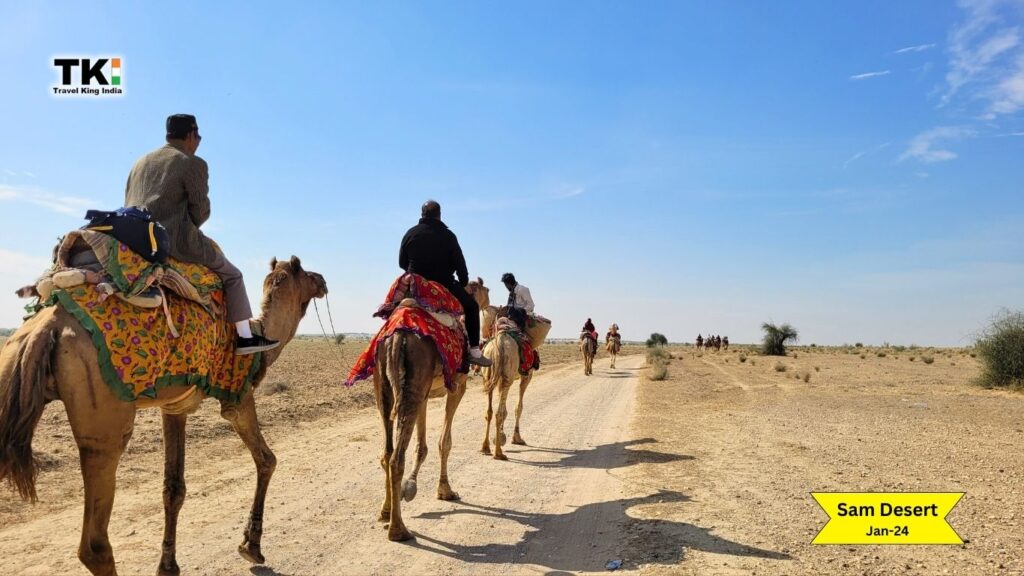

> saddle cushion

[
  {"left": 40, "top": 232, "right": 259, "bottom": 404},
  {"left": 345, "top": 274, "right": 466, "bottom": 391}
]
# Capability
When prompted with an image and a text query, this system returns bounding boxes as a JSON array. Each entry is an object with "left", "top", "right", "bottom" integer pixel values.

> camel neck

[{"left": 257, "top": 299, "right": 304, "bottom": 368}]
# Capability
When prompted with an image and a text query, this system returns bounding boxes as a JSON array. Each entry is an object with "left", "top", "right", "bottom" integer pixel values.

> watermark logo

[{"left": 52, "top": 57, "right": 123, "bottom": 97}]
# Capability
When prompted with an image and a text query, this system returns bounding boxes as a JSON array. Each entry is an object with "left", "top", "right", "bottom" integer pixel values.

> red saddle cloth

[
  {"left": 494, "top": 318, "right": 536, "bottom": 376},
  {"left": 345, "top": 274, "right": 466, "bottom": 391}
]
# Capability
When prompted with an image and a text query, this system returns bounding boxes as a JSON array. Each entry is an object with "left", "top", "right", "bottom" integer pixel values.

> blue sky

[{"left": 1, "top": 1, "right": 1022, "bottom": 345}]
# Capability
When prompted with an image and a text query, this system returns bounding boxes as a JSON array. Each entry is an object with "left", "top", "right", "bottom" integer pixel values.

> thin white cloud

[
  {"left": 3, "top": 169, "right": 15, "bottom": 177},
  {"left": 943, "top": 0, "right": 1023, "bottom": 116},
  {"left": 22, "top": 171, "right": 35, "bottom": 178},
  {"left": 553, "top": 186, "right": 585, "bottom": 199},
  {"left": 0, "top": 184, "right": 95, "bottom": 216},
  {"left": 895, "top": 43, "right": 937, "bottom": 54},
  {"left": 899, "top": 126, "right": 975, "bottom": 163},
  {"left": 843, "top": 142, "right": 890, "bottom": 169},
  {"left": 850, "top": 70, "right": 891, "bottom": 81}
]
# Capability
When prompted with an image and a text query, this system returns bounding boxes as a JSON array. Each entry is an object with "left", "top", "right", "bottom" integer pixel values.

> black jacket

[{"left": 399, "top": 218, "right": 468, "bottom": 286}]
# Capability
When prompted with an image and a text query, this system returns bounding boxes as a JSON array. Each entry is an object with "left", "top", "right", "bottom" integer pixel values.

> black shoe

[
  {"left": 468, "top": 351, "right": 492, "bottom": 367},
  {"left": 236, "top": 334, "right": 280, "bottom": 355}
]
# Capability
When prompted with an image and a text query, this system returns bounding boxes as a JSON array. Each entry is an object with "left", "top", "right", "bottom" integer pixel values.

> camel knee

[
  {"left": 79, "top": 538, "right": 114, "bottom": 574},
  {"left": 258, "top": 448, "right": 277, "bottom": 476}
]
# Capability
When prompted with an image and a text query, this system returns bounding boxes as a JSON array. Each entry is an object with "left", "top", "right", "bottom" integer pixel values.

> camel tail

[
  {"left": 383, "top": 332, "right": 409, "bottom": 421},
  {"left": 0, "top": 325, "right": 57, "bottom": 502},
  {"left": 482, "top": 334, "right": 511, "bottom": 394}
]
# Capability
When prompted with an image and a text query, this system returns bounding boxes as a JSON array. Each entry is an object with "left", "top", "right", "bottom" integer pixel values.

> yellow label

[{"left": 811, "top": 492, "right": 964, "bottom": 545}]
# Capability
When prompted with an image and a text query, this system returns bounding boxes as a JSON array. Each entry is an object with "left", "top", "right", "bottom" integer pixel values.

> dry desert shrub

[
  {"left": 922, "top": 355, "right": 935, "bottom": 364},
  {"left": 975, "top": 311, "right": 1024, "bottom": 390},
  {"left": 774, "top": 362, "right": 787, "bottom": 373}
]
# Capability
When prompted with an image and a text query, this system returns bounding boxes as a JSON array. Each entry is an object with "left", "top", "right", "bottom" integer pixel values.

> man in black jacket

[{"left": 400, "top": 200, "right": 491, "bottom": 367}]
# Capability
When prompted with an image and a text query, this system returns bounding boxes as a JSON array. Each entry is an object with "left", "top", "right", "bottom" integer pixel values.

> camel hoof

[
  {"left": 512, "top": 436, "right": 527, "bottom": 446},
  {"left": 437, "top": 488, "right": 460, "bottom": 501},
  {"left": 401, "top": 479, "right": 418, "bottom": 502},
  {"left": 480, "top": 446, "right": 491, "bottom": 455},
  {"left": 237, "top": 543, "right": 265, "bottom": 565},
  {"left": 388, "top": 528, "right": 414, "bottom": 542},
  {"left": 493, "top": 453, "right": 508, "bottom": 461}
]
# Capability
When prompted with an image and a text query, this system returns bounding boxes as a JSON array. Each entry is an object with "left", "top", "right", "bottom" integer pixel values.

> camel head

[
  {"left": 262, "top": 256, "right": 328, "bottom": 317},
  {"left": 465, "top": 276, "right": 489, "bottom": 309}
]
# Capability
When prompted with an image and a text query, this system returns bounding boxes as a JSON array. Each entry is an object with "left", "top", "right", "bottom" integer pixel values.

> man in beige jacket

[{"left": 125, "top": 114, "right": 278, "bottom": 354}]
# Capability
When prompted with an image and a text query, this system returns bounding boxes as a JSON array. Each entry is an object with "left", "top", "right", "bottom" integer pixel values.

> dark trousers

[{"left": 446, "top": 282, "right": 481, "bottom": 347}]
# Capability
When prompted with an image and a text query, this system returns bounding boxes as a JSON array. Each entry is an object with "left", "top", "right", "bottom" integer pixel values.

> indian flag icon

[{"left": 111, "top": 58, "right": 121, "bottom": 85}]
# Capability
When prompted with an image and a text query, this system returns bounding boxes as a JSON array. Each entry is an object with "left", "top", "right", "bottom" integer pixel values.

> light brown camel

[
  {"left": 0, "top": 256, "right": 326, "bottom": 576},
  {"left": 480, "top": 329, "right": 534, "bottom": 460},
  {"left": 581, "top": 332, "right": 598, "bottom": 375},
  {"left": 373, "top": 278, "right": 488, "bottom": 542},
  {"left": 606, "top": 326, "right": 622, "bottom": 369}
]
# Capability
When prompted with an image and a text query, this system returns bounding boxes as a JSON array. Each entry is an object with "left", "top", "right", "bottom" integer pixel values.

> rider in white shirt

[{"left": 501, "top": 272, "right": 535, "bottom": 313}]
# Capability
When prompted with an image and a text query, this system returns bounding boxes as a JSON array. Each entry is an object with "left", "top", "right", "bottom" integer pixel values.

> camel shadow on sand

[
  {"left": 507, "top": 438, "right": 693, "bottom": 470},
  {"left": 409, "top": 490, "right": 790, "bottom": 572}
]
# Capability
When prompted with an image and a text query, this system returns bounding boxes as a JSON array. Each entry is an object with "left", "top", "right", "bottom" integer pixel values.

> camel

[
  {"left": 480, "top": 326, "right": 534, "bottom": 460},
  {"left": 580, "top": 332, "right": 598, "bottom": 375},
  {"left": 0, "top": 256, "right": 326, "bottom": 576},
  {"left": 606, "top": 326, "right": 622, "bottom": 369},
  {"left": 373, "top": 278, "right": 489, "bottom": 542}
]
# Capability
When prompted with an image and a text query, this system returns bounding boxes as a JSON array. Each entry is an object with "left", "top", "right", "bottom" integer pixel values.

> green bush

[
  {"left": 646, "top": 333, "right": 668, "bottom": 348},
  {"left": 877, "top": 351, "right": 886, "bottom": 358},
  {"left": 975, "top": 311, "right": 1024, "bottom": 389},
  {"left": 761, "top": 322, "right": 798, "bottom": 356},
  {"left": 855, "top": 342, "right": 863, "bottom": 347},
  {"left": 922, "top": 355, "right": 934, "bottom": 365}
]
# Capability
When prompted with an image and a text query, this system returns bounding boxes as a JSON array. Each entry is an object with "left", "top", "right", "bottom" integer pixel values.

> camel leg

[
  {"left": 492, "top": 382, "right": 512, "bottom": 461},
  {"left": 388, "top": 396, "right": 418, "bottom": 541},
  {"left": 157, "top": 413, "right": 187, "bottom": 576},
  {"left": 401, "top": 401, "right": 428, "bottom": 503},
  {"left": 512, "top": 374, "right": 531, "bottom": 446},
  {"left": 221, "top": 393, "right": 276, "bottom": 565},
  {"left": 480, "top": 388, "right": 493, "bottom": 455},
  {"left": 374, "top": 381, "right": 395, "bottom": 523},
  {"left": 69, "top": 411, "right": 134, "bottom": 576},
  {"left": 438, "top": 379, "right": 466, "bottom": 501}
]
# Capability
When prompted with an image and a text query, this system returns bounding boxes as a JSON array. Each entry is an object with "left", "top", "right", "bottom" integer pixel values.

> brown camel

[
  {"left": 606, "top": 326, "right": 622, "bottom": 369},
  {"left": 480, "top": 330, "right": 534, "bottom": 459},
  {"left": 581, "top": 332, "right": 598, "bottom": 375},
  {"left": 0, "top": 256, "right": 326, "bottom": 576},
  {"left": 373, "top": 279, "right": 488, "bottom": 542}
]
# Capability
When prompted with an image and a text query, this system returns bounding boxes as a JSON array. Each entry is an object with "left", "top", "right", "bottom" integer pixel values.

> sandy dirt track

[{"left": 1, "top": 354, "right": 664, "bottom": 575}]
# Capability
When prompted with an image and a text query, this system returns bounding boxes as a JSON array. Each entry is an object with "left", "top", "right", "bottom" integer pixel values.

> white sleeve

[{"left": 519, "top": 285, "right": 535, "bottom": 313}]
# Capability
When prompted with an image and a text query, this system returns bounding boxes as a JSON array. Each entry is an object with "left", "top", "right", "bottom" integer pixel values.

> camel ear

[
  {"left": 289, "top": 256, "right": 303, "bottom": 273},
  {"left": 477, "top": 276, "right": 483, "bottom": 286},
  {"left": 269, "top": 257, "right": 278, "bottom": 271}
]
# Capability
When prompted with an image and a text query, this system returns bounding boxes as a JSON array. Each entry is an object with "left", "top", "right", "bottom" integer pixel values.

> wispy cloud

[
  {"left": 895, "top": 43, "right": 937, "bottom": 54},
  {"left": 843, "top": 142, "right": 890, "bottom": 169},
  {"left": 22, "top": 171, "right": 35, "bottom": 178},
  {"left": 850, "top": 70, "right": 891, "bottom": 81},
  {"left": 3, "top": 169, "right": 15, "bottom": 177},
  {"left": 898, "top": 126, "right": 975, "bottom": 163},
  {"left": 0, "top": 184, "right": 95, "bottom": 216},
  {"left": 943, "top": 0, "right": 1023, "bottom": 117},
  {"left": 553, "top": 186, "right": 585, "bottom": 199}
]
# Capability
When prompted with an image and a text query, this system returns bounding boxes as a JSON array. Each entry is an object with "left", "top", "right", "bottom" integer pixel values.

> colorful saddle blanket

[
  {"left": 345, "top": 274, "right": 466, "bottom": 391},
  {"left": 40, "top": 232, "right": 260, "bottom": 404},
  {"left": 494, "top": 317, "right": 536, "bottom": 376}
]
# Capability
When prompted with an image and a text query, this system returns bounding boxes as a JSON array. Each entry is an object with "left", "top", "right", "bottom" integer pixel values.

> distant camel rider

[
  {"left": 125, "top": 114, "right": 278, "bottom": 355},
  {"left": 399, "top": 200, "right": 491, "bottom": 367},
  {"left": 606, "top": 324, "right": 621, "bottom": 343},
  {"left": 582, "top": 318, "right": 598, "bottom": 341}
]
